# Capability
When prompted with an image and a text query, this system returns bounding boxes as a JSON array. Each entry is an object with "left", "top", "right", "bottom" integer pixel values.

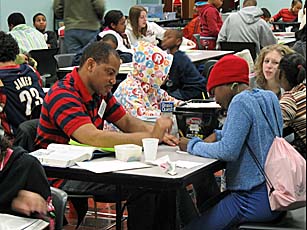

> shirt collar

[{"left": 71, "top": 67, "right": 93, "bottom": 103}]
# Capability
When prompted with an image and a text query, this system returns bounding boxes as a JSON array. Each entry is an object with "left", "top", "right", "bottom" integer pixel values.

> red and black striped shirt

[{"left": 35, "top": 67, "right": 126, "bottom": 149}]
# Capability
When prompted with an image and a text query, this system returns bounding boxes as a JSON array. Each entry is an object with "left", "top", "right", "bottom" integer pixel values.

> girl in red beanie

[{"left": 179, "top": 55, "right": 285, "bottom": 229}]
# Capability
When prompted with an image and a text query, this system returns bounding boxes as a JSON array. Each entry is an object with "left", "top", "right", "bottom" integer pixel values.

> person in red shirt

[
  {"left": 182, "top": 1, "right": 207, "bottom": 45},
  {"left": 270, "top": 0, "right": 303, "bottom": 22},
  {"left": 199, "top": 0, "right": 224, "bottom": 49}
]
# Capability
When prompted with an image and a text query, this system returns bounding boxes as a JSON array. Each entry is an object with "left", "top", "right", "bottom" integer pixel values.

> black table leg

[{"left": 116, "top": 185, "right": 123, "bottom": 230}]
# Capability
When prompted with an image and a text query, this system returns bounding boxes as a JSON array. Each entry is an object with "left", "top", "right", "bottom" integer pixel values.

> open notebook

[{"left": 30, "top": 143, "right": 114, "bottom": 168}]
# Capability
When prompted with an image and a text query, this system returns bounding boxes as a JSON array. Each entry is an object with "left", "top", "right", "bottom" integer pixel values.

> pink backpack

[
  {"left": 265, "top": 137, "right": 306, "bottom": 210},
  {"left": 247, "top": 103, "right": 306, "bottom": 211}
]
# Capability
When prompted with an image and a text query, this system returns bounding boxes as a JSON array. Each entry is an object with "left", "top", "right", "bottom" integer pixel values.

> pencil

[
  {"left": 202, "top": 92, "right": 206, "bottom": 100},
  {"left": 178, "top": 129, "right": 184, "bottom": 138}
]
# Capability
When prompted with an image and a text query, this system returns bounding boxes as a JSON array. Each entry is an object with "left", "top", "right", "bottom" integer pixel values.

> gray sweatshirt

[{"left": 217, "top": 6, "right": 277, "bottom": 54}]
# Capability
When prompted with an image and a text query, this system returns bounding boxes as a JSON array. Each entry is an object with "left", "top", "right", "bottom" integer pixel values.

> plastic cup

[
  {"left": 285, "top": 26, "right": 292, "bottom": 32},
  {"left": 142, "top": 138, "right": 159, "bottom": 162}
]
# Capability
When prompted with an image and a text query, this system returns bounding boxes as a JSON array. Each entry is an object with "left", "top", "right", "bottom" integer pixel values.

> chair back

[
  {"left": 29, "top": 48, "right": 58, "bottom": 87},
  {"left": 234, "top": 49, "right": 255, "bottom": 73},
  {"left": 193, "top": 34, "right": 203, "bottom": 50},
  {"left": 13, "top": 119, "right": 39, "bottom": 152},
  {"left": 271, "top": 21, "right": 301, "bottom": 32},
  {"left": 54, "top": 53, "right": 76, "bottom": 68},
  {"left": 202, "top": 59, "right": 218, "bottom": 80},
  {"left": 219, "top": 41, "right": 257, "bottom": 61},
  {"left": 51, "top": 187, "right": 68, "bottom": 230}
]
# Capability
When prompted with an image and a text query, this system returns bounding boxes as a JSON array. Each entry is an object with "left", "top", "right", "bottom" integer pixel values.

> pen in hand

[{"left": 178, "top": 129, "right": 184, "bottom": 138}]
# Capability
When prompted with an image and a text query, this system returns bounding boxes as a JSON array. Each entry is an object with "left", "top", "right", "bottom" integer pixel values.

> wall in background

[
  {"left": 241, "top": 0, "right": 289, "bottom": 16},
  {"left": 0, "top": 0, "right": 138, "bottom": 32},
  {"left": 0, "top": 0, "right": 54, "bottom": 32},
  {"left": 0, "top": 0, "right": 288, "bottom": 32}
]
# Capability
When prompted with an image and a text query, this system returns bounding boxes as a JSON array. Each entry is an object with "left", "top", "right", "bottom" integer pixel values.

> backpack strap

[
  {"left": 258, "top": 99, "right": 282, "bottom": 137},
  {"left": 246, "top": 142, "right": 275, "bottom": 195},
  {"left": 245, "top": 98, "right": 280, "bottom": 194}
]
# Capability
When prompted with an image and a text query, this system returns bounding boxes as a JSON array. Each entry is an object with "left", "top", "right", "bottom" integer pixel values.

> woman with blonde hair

[
  {"left": 126, "top": 5, "right": 195, "bottom": 48},
  {"left": 253, "top": 44, "right": 295, "bottom": 97}
]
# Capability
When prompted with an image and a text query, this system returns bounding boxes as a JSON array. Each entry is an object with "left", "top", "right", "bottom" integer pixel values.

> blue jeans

[
  {"left": 184, "top": 183, "right": 283, "bottom": 230},
  {"left": 64, "top": 29, "right": 99, "bottom": 54}
]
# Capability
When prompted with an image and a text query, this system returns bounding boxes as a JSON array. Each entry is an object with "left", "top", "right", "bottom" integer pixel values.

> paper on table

[
  {"left": 76, "top": 159, "right": 151, "bottom": 173},
  {"left": 175, "top": 160, "right": 204, "bottom": 169},
  {"left": 0, "top": 213, "right": 49, "bottom": 230},
  {"left": 149, "top": 155, "right": 204, "bottom": 169},
  {"left": 180, "top": 101, "right": 221, "bottom": 108}
]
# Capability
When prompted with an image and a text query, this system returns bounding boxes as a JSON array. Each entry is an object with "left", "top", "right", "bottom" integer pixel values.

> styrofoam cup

[{"left": 142, "top": 138, "right": 159, "bottom": 162}]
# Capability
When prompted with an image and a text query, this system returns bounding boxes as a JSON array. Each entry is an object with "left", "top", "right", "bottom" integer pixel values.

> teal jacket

[{"left": 188, "top": 88, "right": 283, "bottom": 191}]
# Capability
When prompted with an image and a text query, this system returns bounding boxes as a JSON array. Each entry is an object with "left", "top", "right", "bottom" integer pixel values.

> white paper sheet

[
  {"left": 76, "top": 159, "right": 151, "bottom": 173},
  {"left": 0, "top": 214, "right": 49, "bottom": 230},
  {"left": 148, "top": 155, "right": 204, "bottom": 169}
]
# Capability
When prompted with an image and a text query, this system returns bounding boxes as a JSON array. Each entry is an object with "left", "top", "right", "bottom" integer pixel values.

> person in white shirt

[
  {"left": 298, "top": 0, "right": 306, "bottom": 29},
  {"left": 126, "top": 5, "right": 195, "bottom": 49},
  {"left": 7, "top": 12, "right": 48, "bottom": 54}
]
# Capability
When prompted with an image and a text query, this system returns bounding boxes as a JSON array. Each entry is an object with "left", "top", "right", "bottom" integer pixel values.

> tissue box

[
  {"left": 114, "top": 144, "right": 142, "bottom": 162},
  {"left": 174, "top": 99, "right": 221, "bottom": 139}
]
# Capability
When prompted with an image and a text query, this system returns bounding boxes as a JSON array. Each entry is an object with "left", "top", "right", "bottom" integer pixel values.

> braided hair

[{"left": 279, "top": 53, "right": 306, "bottom": 88}]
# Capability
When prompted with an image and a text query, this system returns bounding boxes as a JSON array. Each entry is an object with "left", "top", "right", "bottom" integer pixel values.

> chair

[
  {"left": 51, "top": 187, "right": 68, "bottom": 230},
  {"left": 54, "top": 53, "right": 76, "bottom": 80},
  {"left": 234, "top": 49, "right": 255, "bottom": 74},
  {"left": 237, "top": 207, "right": 306, "bottom": 230},
  {"left": 201, "top": 59, "right": 218, "bottom": 99},
  {"left": 271, "top": 21, "right": 301, "bottom": 32},
  {"left": 67, "top": 186, "right": 128, "bottom": 229},
  {"left": 54, "top": 53, "right": 76, "bottom": 68},
  {"left": 29, "top": 48, "right": 59, "bottom": 87},
  {"left": 13, "top": 119, "right": 39, "bottom": 152},
  {"left": 202, "top": 59, "right": 218, "bottom": 80},
  {"left": 219, "top": 41, "right": 257, "bottom": 61},
  {"left": 13, "top": 120, "right": 125, "bottom": 229},
  {"left": 193, "top": 34, "right": 217, "bottom": 50},
  {"left": 193, "top": 34, "right": 203, "bottom": 50}
]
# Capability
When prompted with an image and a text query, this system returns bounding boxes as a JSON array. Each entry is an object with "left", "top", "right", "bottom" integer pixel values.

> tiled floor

[{"left": 63, "top": 199, "right": 127, "bottom": 230}]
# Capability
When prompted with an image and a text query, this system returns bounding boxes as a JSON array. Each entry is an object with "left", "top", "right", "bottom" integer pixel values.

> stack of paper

[{"left": 0, "top": 214, "right": 49, "bottom": 230}]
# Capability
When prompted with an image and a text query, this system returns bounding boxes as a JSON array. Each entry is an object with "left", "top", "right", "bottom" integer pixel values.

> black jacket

[{"left": 0, "top": 146, "right": 50, "bottom": 214}]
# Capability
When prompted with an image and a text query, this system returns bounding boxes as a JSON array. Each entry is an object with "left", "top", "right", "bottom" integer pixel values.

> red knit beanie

[{"left": 207, "top": 55, "right": 249, "bottom": 93}]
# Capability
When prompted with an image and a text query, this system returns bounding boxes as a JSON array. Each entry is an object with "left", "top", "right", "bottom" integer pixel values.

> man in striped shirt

[
  {"left": 35, "top": 42, "right": 177, "bottom": 149},
  {"left": 35, "top": 41, "right": 178, "bottom": 229},
  {"left": 7, "top": 12, "right": 48, "bottom": 54}
]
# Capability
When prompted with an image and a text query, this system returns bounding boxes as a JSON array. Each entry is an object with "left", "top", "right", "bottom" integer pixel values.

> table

[
  {"left": 185, "top": 50, "right": 234, "bottom": 64},
  {"left": 58, "top": 63, "right": 133, "bottom": 92},
  {"left": 148, "top": 18, "right": 181, "bottom": 26},
  {"left": 44, "top": 145, "right": 225, "bottom": 230},
  {"left": 274, "top": 32, "right": 296, "bottom": 46},
  {"left": 58, "top": 62, "right": 133, "bottom": 75}
]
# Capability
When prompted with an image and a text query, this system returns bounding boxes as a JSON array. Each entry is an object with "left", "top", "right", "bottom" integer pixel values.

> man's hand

[
  {"left": 151, "top": 116, "right": 173, "bottom": 141},
  {"left": 162, "top": 132, "right": 179, "bottom": 146},
  {"left": 11, "top": 190, "right": 47, "bottom": 216},
  {"left": 187, "top": 40, "right": 196, "bottom": 47},
  {"left": 179, "top": 137, "right": 190, "bottom": 151}
]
